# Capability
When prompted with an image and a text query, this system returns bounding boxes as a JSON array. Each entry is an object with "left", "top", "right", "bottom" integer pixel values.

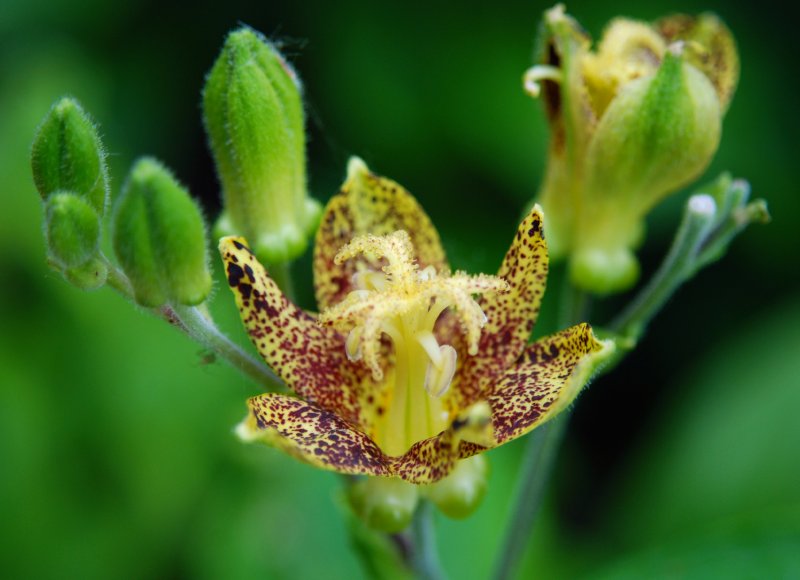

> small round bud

[
  {"left": 203, "top": 27, "right": 321, "bottom": 265},
  {"left": 570, "top": 246, "right": 640, "bottom": 296},
  {"left": 688, "top": 193, "right": 717, "bottom": 217},
  {"left": 45, "top": 192, "right": 102, "bottom": 269},
  {"left": 422, "top": 455, "right": 489, "bottom": 519},
  {"left": 347, "top": 476, "right": 419, "bottom": 533},
  {"left": 31, "top": 97, "right": 109, "bottom": 215},
  {"left": 112, "top": 158, "right": 212, "bottom": 307},
  {"left": 64, "top": 257, "right": 108, "bottom": 291}
]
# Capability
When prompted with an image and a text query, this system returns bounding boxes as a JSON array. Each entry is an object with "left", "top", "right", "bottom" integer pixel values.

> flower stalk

[
  {"left": 410, "top": 501, "right": 446, "bottom": 580},
  {"left": 100, "top": 253, "right": 284, "bottom": 391},
  {"left": 492, "top": 175, "right": 768, "bottom": 578}
]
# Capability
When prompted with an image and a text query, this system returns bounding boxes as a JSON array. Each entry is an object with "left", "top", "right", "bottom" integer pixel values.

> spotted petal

[
  {"left": 238, "top": 394, "right": 391, "bottom": 477},
  {"left": 239, "top": 394, "right": 496, "bottom": 484},
  {"left": 484, "top": 323, "right": 614, "bottom": 445},
  {"left": 313, "top": 158, "right": 448, "bottom": 311},
  {"left": 220, "top": 236, "right": 383, "bottom": 431},
  {"left": 447, "top": 205, "right": 549, "bottom": 409}
]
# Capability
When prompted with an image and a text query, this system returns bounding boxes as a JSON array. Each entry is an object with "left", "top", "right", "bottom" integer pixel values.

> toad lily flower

[{"left": 223, "top": 158, "right": 613, "bottom": 487}]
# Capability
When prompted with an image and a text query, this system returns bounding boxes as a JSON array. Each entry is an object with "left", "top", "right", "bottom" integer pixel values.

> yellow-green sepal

[
  {"left": 112, "top": 158, "right": 212, "bottom": 307},
  {"left": 572, "top": 47, "right": 722, "bottom": 294}
]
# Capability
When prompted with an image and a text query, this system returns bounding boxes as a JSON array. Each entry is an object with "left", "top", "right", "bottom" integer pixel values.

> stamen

[
  {"left": 523, "top": 65, "right": 563, "bottom": 98},
  {"left": 416, "top": 331, "right": 444, "bottom": 368},
  {"left": 361, "top": 316, "right": 385, "bottom": 380},
  {"left": 345, "top": 327, "right": 363, "bottom": 361},
  {"left": 418, "top": 265, "right": 437, "bottom": 282},
  {"left": 353, "top": 270, "right": 388, "bottom": 291},
  {"left": 424, "top": 345, "right": 457, "bottom": 398}
]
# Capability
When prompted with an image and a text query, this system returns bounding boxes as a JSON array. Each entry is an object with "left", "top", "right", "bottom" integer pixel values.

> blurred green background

[{"left": 1, "top": 0, "right": 798, "bottom": 578}]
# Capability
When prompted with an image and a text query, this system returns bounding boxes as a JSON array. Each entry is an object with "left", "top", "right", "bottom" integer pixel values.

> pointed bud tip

[{"left": 347, "top": 156, "right": 370, "bottom": 181}]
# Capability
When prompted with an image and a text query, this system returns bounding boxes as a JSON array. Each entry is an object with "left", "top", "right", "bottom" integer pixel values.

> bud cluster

[
  {"left": 31, "top": 98, "right": 110, "bottom": 289},
  {"left": 31, "top": 98, "right": 212, "bottom": 305}
]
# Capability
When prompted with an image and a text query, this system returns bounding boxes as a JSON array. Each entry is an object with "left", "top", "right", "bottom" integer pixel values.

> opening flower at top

[
  {"left": 224, "top": 158, "right": 613, "bottom": 485},
  {"left": 528, "top": 6, "right": 739, "bottom": 294}
]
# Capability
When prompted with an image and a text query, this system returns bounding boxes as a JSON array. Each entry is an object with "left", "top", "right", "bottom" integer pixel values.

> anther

[{"left": 523, "top": 65, "right": 563, "bottom": 98}]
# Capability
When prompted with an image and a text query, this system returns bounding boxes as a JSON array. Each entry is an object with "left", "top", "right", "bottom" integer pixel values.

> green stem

[
  {"left": 104, "top": 258, "right": 134, "bottom": 296},
  {"left": 492, "top": 417, "right": 568, "bottom": 580},
  {"left": 610, "top": 194, "right": 717, "bottom": 339},
  {"left": 411, "top": 501, "right": 446, "bottom": 580},
  {"left": 171, "top": 304, "right": 284, "bottom": 391},
  {"left": 492, "top": 277, "right": 588, "bottom": 580},
  {"left": 100, "top": 254, "right": 284, "bottom": 391}
]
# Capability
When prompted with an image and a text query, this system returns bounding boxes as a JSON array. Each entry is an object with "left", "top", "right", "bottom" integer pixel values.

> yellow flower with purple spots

[{"left": 222, "top": 158, "right": 613, "bottom": 485}]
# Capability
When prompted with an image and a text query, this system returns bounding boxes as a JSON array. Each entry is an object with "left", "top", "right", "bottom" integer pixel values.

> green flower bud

[
  {"left": 528, "top": 7, "right": 738, "bottom": 294},
  {"left": 63, "top": 257, "right": 108, "bottom": 291},
  {"left": 203, "top": 27, "right": 321, "bottom": 265},
  {"left": 31, "top": 97, "right": 109, "bottom": 215},
  {"left": 348, "top": 476, "right": 419, "bottom": 533},
  {"left": 45, "top": 191, "right": 102, "bottom": 269},
  {"left": 112, "top": 158, "right": 212, "bottom": 307},
  {"left": 421, "top": 455, "right": 488, "bottom": 519}
]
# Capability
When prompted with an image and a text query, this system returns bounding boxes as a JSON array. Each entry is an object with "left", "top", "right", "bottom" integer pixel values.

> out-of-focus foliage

[{"left": 1, "top": 0, "right": 797, "bottom": 578}]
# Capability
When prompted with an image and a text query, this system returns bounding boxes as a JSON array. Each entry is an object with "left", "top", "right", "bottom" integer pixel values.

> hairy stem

[
  {"left": 100, "top": 254, "right": 284, "bottom": 391},
  {"left": 171, "top": 304, "right": 284, "bottom": 391}
]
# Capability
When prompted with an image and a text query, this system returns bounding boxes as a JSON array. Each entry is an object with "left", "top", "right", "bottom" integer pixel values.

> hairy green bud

[
  {"left": 31, "top": 97, "right": 109, "bottom": 214},
  {"left": 112, "top": 158, "right": 212, "bottom": 307},
  {"left": 203, "top": 27, "right": 321, "bottom": 265},
  {"left": 45, "top": 192, "right": 102, "bottom": 269}
]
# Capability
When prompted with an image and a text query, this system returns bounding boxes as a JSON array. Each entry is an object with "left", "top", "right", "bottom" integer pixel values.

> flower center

[{"left": 318, "top": 231, "right": 508, "bottom": 456}]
